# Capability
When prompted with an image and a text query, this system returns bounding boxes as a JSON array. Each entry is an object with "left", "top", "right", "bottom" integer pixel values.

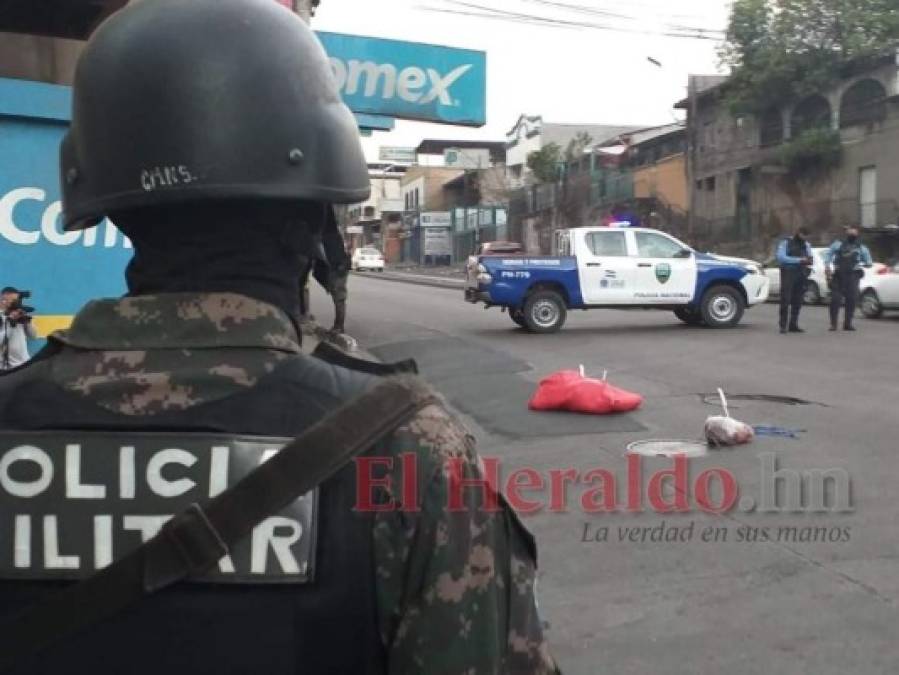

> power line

[
  {"left": 446, "top": 0, "right": 724, "bottom": 36},
  {"left": 518, "top": 0, "right": 725, "bottom": 34},
  {"left": 419, "top": 1, "right": 724, "bottom": 40}
]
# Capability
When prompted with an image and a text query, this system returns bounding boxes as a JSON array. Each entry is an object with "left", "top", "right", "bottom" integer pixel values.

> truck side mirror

[{"left": 674, "top": 248, "right": 692, "bottom": 259}]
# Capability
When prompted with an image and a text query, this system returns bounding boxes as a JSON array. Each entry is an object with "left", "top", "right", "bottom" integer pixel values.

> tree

[
  {"left": 527, "top": 143, "right": 562, "bottom": 183},
  {"left": 564, "top": 132, "right": 594, "bottom": 162},
  {"left": 721, "top": 0, "right": 899, "bottom": 112}
]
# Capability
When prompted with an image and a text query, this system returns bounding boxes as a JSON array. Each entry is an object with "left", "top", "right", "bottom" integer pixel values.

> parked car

[
  {"left": 351, "top": 247, "right": 384, "bottom": 272},
  {"left": 762, "top": 247, "right": 830, "bottom": 305},
  {"left": 861, "top": 262, "right": 899, "bottom": 318},
  {"left": 763, "top": 247, "right": 885, "bottom": 304},
  {"left": 477, "top": 241, "right": 524, "bottom": 256}
]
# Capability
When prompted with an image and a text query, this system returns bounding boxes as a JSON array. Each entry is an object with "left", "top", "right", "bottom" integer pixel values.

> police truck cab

[{"left": 465, "top": 226, "right": 770, "bottom": 332}]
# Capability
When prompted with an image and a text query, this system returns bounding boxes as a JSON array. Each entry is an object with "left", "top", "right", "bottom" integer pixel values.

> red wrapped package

[{"left": 528, "top": 370, "right": 643, "bottom": 414}]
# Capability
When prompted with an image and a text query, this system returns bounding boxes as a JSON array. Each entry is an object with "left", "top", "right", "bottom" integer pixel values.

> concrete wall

[
  {"left": 505, "top": 118, "right": 542, "bottom": 172},
  {"left": 400, "top": 166, "right": 464, "bottom": 211},
  {"left": 688, "top": 57, "right": 899, "bottom": 244},
  {"left": 0, "top": 32, "right": 84, "bottom": 85},
  {"left": 634, "top": 154, "right": 688, "bottom": 211}
]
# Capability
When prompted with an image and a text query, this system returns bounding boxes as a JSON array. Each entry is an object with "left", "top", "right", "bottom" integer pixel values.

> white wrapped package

[
  {"left": 704, "top": 415, "right": 754, "bottom": 446},
  {"left": 704, "top": 389, "right": 754, "bottom": 447}
]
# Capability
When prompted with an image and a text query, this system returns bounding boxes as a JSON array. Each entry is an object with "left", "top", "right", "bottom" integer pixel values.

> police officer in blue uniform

[
  {"left": 825, "top": 226, "right": 874, "bottom": 331},
  {"left": 775, "top": 227, "right": 814, "bottom": 334}
]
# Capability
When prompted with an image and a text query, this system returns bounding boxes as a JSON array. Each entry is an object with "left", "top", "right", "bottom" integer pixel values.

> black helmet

[{"left": 61, "top": 0, "right": 370, "bottom": 231}]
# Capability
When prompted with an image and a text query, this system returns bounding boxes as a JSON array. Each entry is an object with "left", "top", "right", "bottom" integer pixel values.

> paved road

[{"left": 312, "top": 278, "right": 899, "bottom": 674}]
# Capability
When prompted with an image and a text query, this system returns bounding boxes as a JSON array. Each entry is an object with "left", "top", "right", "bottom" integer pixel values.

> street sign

[
  {"left": 422, "top": 226, "right": 452, "bottom": 256},
  {"left": 445, "top": 148, "right": 490, "bottom": 169},
  {"left": 420, "top": 212, "right": 453, "bottom": 228},
  {"left": 379, "top": 146, "right": 417, "bottom": 163},
  {"left": 354, "top": 113, "right": 395, "bottom": 131},
  {"left": 317, "top": 32, "right": 487, "bottom": 127}
]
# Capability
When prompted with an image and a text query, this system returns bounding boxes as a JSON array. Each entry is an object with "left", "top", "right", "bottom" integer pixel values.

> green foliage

[
  {"left": 564, "top": 132, "right": 594, "bottom": 161},
  {"left": 721, "top": 0, "right": 899, "bottom": 113},
  {"left": 778, "top": 128, "right": 843, "bottom": 179},
  {"left": 527, "top": 143, "right": 562, "bottom": 182}
]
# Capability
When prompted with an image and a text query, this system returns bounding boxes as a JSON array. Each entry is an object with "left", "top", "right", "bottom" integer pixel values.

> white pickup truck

[{"left": 465, "top": 227, "right": 770, "bottom": 332}]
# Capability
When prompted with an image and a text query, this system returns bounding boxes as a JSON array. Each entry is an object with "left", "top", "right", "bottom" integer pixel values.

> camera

[{"left": 4, "top": 290, "right": 35, "bottom": 326}]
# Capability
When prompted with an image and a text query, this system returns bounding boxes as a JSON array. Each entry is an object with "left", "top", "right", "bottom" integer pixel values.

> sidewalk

[{"left": 354, "top": 263, "right": 466, "bottom": 290}]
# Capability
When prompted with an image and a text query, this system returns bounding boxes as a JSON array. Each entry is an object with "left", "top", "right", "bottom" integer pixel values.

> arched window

[
  {"left": 760, "top": 107, "right": 784, "bottom": 146},
  {"left": 791, "top": 96, "right": 832, "bottom": 136},
  {"left": 840, "top": 79, "right": 887, "bottom": 128}
]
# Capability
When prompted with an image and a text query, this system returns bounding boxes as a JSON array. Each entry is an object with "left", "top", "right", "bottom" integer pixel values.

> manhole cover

[
  {"left": 701, "top": 394, "right": 822, "bottom": 407},
  {"left": 626, "top": 439, "right": 709, "bottom": 458}
]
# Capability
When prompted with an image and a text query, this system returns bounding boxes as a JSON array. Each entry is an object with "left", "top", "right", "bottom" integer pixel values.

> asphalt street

[{"left": 312, "top": 276, "right": 899, "bottom": 675}]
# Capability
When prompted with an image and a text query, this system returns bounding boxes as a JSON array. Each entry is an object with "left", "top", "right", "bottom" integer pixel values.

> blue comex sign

[
  {"left": 318, "top": 32, "right": 487, "bottom": 127},
  {"left": 0, "top": 78, "right": 131, "bottom": 339}
]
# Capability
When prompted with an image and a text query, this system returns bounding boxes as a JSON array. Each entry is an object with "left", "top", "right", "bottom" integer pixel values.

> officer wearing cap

[{"left": 0, "top": 1, "right": 557, "bottom": 673}]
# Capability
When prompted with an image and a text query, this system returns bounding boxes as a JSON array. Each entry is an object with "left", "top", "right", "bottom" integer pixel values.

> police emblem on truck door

[{"left": 655, "top": 263, "right": 672, "bottom": 284}]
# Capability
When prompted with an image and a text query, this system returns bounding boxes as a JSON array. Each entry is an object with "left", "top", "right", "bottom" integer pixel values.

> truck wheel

[
  {"left": 509, "top": 309, "right": 528, "bottom": 328},
  {"left": 699, "top": 285, "right": 744, "bottom": 328},
  {"left": 674, "top": 307, "right": 704, "bottom": 326},
  {"left": 523, "top": 291, "right": 567, "bottom": 333},
  {"left": 861, "top": 290, "right": 883, "bottom": 318}
]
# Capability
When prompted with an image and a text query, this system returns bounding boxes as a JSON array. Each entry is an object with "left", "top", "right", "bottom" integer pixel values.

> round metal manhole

[
  {"left": 700, "top": 394, "right": 823, "bottom": 408},
  {"left": 626, "top": 439, "right": 709, "bottom": 458}
]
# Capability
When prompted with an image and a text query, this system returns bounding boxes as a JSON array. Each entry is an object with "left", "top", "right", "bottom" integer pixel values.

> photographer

[{"left": 0, "top": 287, "right": 37, "bottom": 370}]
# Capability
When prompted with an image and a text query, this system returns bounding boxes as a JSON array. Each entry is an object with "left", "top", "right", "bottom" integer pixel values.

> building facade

[
  {"left": 343, "top": 163, "right": 406, "bottom": 255},
  {"left": 681, "top": 53, "right": 899, "bottom": 258},
  {"left": 504, "top": 114, "right": 639, "bottom": 188}
]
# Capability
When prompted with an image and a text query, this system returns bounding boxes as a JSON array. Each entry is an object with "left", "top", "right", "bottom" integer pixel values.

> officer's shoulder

[
  {"left": 362, "top": 375, "right": 475, "bottom": 463},
  {"left": 274, "top": 352, "right": 381, "bottom": 402}
]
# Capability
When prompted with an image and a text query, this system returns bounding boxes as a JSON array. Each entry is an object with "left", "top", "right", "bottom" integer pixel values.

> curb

[{"left": 352, "top": 270, "right": 465, "bottom": 291}]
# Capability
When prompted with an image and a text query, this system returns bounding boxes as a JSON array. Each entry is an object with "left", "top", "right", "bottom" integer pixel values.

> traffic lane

[
  {"left": 313, "top": 279, "right": 899, "bottom": 673},
  {"left": 333, "top": 276, "right": 898, "bottom": 411}
]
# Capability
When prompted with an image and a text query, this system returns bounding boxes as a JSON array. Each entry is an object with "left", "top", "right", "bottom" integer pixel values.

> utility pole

[{"left": 687, "top": 74, "right": 697, "bottom": 240}]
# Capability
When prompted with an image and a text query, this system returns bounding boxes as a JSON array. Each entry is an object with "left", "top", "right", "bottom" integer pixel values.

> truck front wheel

[
  {"left": 523, "top": 290, "right": 567, "bottom": 333},
  {"left": 699, "top": 285, "right": 745, "bottom": 328},
  {"left": 674, "top": 306, "right": 704, "bottom": 326}
]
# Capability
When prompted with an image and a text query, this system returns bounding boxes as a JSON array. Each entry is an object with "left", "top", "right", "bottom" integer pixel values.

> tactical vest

[
  {"left": 835, "top": 241, "right": 862, "bottom": 277},
  {"left": 785, "top": 237, "right": 806, "bottom": 261},
  {"left": 0, "top": 351, "right": 388, "bottom": 674}
]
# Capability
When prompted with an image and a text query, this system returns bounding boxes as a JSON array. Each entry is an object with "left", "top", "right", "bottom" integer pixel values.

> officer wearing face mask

[
  {"left": 825, "top": 226, "right": 873, "bottom": 331},
  {"left": 0, "top": 1, "right": 558, "bottom": 673}
]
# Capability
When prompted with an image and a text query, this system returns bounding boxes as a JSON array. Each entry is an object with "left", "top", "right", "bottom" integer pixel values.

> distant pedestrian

[
  {"left": 775, "top": 227, "right": 814, "bottom": 334},
  {"left": 825, "top": 226, "right": 873, "bottom": 331}
]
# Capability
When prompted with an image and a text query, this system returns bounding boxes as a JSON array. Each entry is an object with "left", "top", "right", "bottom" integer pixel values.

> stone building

[{"left": 680, "top": 53, "right": 899, "bottom": 259}]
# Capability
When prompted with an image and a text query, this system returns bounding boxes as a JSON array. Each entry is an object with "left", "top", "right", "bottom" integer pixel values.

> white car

[
  {"left": 861, "top": 262, "right": 899, "bottom": 318},
  {"left": 762, "top": 247, "right": 830, "bottom": 305},
  {"left": 764, "top": 247, "right": 885, "bottom": 304},
  {"left": 352, "top": 247, "right": 384, "bottom": 272}
]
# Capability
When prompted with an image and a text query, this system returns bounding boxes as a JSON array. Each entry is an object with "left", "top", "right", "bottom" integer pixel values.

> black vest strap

[
  {"left": 313, "top": 340, "right": 418, "bottom": 376},
  {"left": 0, "top": 377, "right": 428, "bottom": 672}
]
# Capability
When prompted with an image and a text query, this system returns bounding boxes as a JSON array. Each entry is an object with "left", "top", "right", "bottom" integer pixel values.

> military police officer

[
  {"left": 311, "top": 208, "right": 352, "bottom": 335},
  {"left": 0, "top": 1, "right": 558, "bottom": 673}
]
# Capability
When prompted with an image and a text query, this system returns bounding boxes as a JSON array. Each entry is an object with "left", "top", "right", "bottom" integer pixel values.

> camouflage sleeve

[{"left": 373, "top": 403, "right": 559, "bottom": 675}]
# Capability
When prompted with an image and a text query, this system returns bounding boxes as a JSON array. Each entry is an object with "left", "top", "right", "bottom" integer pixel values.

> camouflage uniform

[{"left": 40, "top": 292, "right": 558, "bottom": 674}]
